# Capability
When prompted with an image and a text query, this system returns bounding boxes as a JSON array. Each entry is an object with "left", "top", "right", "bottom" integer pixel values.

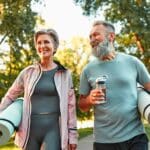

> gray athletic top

[
  {"left": 79, "top": 52, "right": 150, "bottom": 143},
  {"left": 31, "top": 67, "right": 60, "bottom": 115}
]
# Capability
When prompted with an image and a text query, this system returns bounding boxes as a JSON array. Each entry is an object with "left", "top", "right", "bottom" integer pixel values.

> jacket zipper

[
  {"left": 23, "top": 66, "right": 42, "bottom": 149},
  {"left": 54, "top": 70, "right": 63, "bottom": 148}
]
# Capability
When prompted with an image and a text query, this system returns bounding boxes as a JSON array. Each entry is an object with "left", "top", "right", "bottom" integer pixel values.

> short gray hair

[
  {"left": 92, "top": 20, "right": 115, "bottom": 33},
  {"left": 34, "top": 28, "right": 59, "bottom": 50}
]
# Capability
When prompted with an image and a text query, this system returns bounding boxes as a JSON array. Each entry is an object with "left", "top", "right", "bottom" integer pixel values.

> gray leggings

[{"left": 25, "top": 114, "right": 61, "bottom": 150}]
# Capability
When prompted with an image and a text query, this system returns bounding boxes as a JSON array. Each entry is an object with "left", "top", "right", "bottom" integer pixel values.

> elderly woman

[{"left": 0, "top": 29, "right": 78, "bottom": 150}]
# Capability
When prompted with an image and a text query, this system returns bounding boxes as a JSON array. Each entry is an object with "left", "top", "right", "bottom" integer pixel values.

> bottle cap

[
  {"left": 96, "top": 80, "right": 105, "bottom": 84},
  {"left": 96, "top": 75, "right": 107, "bottom": 84}
]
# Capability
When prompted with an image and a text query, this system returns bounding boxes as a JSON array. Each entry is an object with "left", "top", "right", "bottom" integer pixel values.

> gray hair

[
  {"left": 34, "top": 28, "right": 59, "bottom": 50},
  {"left": 92, "top": 20, "right": 115, "bottom": 33}
]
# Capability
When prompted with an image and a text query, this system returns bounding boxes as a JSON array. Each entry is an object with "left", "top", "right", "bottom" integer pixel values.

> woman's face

[{"left": 35, "top": 34, "right": 55, "bottom": 60}]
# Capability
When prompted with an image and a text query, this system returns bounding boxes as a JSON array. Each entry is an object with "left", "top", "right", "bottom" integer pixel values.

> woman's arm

[{"left": 0, "top": 71, "right": 24, "bottom": 111}]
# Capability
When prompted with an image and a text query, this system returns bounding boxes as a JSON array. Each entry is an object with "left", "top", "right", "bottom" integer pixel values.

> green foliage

[
  {"left": 0, "top": 0, "right": 42, "bottom": 99},
  {"left": 55, "top": 37, "right": 93, "bottom": 120},
  {"left": 74, "top": 0, "right": 150, "bottom": 71},
  {"left": 145, "top": 124, "right": 150, "bottom": 140}
]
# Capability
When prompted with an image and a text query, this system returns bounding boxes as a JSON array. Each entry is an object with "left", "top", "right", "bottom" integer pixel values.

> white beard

[{"left": 92, "top": 39, "right": 114, "bottom": 59}]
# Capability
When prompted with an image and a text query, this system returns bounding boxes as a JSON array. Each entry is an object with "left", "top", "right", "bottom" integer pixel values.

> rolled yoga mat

[
  {"left": 138, "top": 88, "right": 150, "bottom": 123},
  {"left": 0, "top": 98, "right": 23, "bottom": 146}
]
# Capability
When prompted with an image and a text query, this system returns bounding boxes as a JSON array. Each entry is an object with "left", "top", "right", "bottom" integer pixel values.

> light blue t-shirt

[{"left": 79, "top": 52, "right": 150, "bottom": 143}]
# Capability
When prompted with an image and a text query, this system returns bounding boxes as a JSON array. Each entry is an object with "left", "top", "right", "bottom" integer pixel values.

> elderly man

[{"left": 79, "top": 20, "right": 150, "bottom": 150}]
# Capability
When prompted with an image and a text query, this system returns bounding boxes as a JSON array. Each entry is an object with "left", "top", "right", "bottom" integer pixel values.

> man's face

[
  {"left": 89, "top": 25, "right": 108, "bottom": 49},
  {"left": 89, "top": 25, "right": 113, "bottom": 59},
  {"left": 92, "top": 38, "right": 112, "bottom": 58}
]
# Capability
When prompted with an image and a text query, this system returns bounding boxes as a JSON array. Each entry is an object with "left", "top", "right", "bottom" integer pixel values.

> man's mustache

[{"left": 90, "top": 41, "right": 100, "bottom": 48}]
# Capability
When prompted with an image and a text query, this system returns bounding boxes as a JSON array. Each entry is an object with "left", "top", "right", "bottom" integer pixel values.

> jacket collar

[
  {"left": 54, "top": 60, "right": 67, "bottom": 71},
  {"left": 34, "top": 60, "right": 67, "bottom": 72}
]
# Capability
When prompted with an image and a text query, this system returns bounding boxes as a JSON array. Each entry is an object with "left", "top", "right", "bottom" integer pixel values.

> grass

[
  {"left": 78, "top": 127, "right": 93, "bottom": 140},
  {"left": 0, "top": 124, "right": 150, "bottom": 149},
  {"left": 0, "top": 140, "right": 19, "bottom": 150},
  {"left": 0, "top": 136, "right": 19, "bottom": 150},
  {"left": 144, "top": 124, "right": 150, "bottom": 140}
]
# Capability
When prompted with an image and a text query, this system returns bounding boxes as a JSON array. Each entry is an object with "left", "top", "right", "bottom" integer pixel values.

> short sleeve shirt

[{"left": 79, "top": 52, "right": 150, "bottom": 143}]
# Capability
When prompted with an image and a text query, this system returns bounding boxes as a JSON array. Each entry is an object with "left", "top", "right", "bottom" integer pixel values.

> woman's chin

[{"left": 40, "top": 55, "right": 51, "bottom": 60}]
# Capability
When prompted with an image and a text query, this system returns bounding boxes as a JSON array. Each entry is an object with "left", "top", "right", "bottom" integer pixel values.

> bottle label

[{"left": 95, "top": 75, "right": 108, "bottom": 104}]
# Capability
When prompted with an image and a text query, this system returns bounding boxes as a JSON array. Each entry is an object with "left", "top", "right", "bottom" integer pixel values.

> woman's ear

[{"left": 53, "top": 50, "right": 57, "bottom": 55}]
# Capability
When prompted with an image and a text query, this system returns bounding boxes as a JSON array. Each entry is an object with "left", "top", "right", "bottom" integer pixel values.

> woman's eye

[
  {"left": 37, "top": 40, "right": 50, "bottom": 45},
  {"left": 44, "top": 40, "right": 50, "bottom": 44},
  {"left": 37, "top": 41, "right": 41, "bottom": 45}
]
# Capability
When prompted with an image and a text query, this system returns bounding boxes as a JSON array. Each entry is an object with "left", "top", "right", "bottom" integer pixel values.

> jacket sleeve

[
  {"left": 67, "top": 71, "right": 78, "bottom": 144},
  {"left": 0, "top": 70, "right": 24, "bottom": 112}
]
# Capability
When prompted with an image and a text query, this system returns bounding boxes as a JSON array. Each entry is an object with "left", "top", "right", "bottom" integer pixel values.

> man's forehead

[{"left": 90, "top": 25, "right": 107, "bottom": 35}]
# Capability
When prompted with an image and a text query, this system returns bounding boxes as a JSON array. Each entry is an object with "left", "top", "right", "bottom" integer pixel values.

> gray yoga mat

[
  {"left": 0, "top": 98, "right": 23, "bottom": 145},
  {"left": 138, "top": 88, "right": 150, "bottom": 123}
]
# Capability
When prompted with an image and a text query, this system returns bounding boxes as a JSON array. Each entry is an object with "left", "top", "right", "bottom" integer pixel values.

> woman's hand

[{"left": 69, "top": 144, "right": 77, "bottom": 150}]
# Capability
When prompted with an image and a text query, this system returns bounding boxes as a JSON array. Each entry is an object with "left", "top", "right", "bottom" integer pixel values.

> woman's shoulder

[{"left": 20, "top": 64, "right": 39, "bottom": 75}]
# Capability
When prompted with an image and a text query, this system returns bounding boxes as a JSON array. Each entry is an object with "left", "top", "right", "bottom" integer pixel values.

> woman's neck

[{"left": 40, "top": 58, "right": 56, "bottom": 71}]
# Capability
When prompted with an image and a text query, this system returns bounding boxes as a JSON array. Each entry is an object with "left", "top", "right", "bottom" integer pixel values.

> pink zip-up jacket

[{"left": 0, "top": 62, "right": 78, "bottom": 150}]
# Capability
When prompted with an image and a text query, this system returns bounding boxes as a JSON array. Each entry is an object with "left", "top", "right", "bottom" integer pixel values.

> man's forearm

[
  {"left": 143, "top": 82, "right": 150, "bottom": 92},
  {"left": 78, "top": 95, "right": 93, "bottom": 112}
]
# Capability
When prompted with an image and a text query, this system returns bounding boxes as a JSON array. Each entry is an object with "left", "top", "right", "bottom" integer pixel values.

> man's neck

[{"left": 100, "top": 51, "right": 116, "bottom": 61}]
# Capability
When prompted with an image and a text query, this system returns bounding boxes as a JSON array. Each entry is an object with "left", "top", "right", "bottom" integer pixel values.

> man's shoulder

[
  {"left": 117, "top": 52, "right": 139, "bottom": 62},
  {"left": 84, "top": 59, "right": 98, "bottom": 70}
]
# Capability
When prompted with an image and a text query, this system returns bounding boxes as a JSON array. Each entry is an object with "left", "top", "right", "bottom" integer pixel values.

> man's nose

[{"left": 90, "top": 36, "right": 98, "bottom": 45}]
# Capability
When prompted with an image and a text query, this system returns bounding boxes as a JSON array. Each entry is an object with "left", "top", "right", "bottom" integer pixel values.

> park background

[{"left": 0, "top": 0, "right": 149, "bottom": 149}]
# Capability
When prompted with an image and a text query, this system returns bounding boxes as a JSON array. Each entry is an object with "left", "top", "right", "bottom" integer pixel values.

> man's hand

[
  {"left": 89, "top": 89, "right": 105, "bottom": 105},
  {"left": 79, "top": 89, "right": 105, "bottom": 112}
]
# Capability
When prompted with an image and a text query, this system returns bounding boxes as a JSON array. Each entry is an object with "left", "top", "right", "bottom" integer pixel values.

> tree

[
  {"left": 0, "top": 0, "right": 43, "bottom": 99},
  {"left": 55, "top": 37, "right": 93, "bottom": 120},
  {"left": 74, "top": 0, "right": 150, "bottom": 71}
]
